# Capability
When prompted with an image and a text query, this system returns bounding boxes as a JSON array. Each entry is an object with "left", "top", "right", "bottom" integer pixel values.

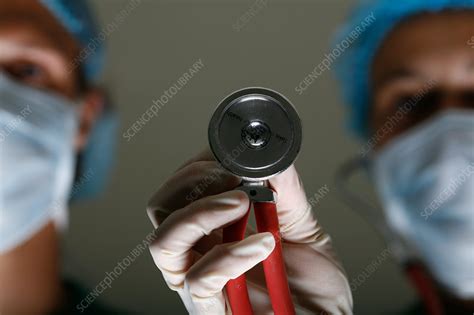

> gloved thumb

[{"left": 268, "top": 165, "right": 321, "bottom": 243}]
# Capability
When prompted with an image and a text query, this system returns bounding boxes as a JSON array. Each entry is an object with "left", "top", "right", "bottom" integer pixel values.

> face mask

[
  {"left": 371, "top": 110, "right": 474, "bottom": 299},
  {"left": 0, "top": 73, "right": 78, "bottom": 253}
]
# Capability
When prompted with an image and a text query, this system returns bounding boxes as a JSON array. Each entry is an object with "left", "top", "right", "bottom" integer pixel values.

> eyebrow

[{"left": 375, "top": 69, "right": 426, "bottom": 90}]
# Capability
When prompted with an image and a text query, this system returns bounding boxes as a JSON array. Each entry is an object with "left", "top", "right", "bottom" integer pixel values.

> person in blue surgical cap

[
  {"left": 334, "top": 0, "right": 474, "bottom": 314},
  {"left": 0, "top": 0, "right": 117, "bottom": 314},
  {"left": 145, "top": 1, "right": 472, "bottom": 315}
]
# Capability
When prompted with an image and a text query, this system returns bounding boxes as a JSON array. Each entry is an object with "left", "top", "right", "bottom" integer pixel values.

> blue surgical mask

[
  {"left": 372, "top": 109, "right": 474, "bottom": 299},
  {"left": 0, "top": 73, "right": 78, "bottom": 253}
]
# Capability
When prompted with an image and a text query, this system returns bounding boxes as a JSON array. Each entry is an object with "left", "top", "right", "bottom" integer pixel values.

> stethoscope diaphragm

[{"left": 208, "top": 87, "right": 302, "bottom": 181}]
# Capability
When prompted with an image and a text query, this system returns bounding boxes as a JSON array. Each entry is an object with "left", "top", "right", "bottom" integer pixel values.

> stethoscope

[
  {"left": 208, "top": 87, "right": 302, "bottom": 315},
  {"left": 335, "top": 157, "right": 445, "bottom": 315}
]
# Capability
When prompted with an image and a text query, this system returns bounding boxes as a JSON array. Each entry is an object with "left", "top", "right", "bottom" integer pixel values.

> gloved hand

[{"left": 147, "top": 149, "right": 353, "bottom": 314}]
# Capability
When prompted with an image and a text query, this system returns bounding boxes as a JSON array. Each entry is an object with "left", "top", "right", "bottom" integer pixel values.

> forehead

[
  {"left": 371, "top": 10, "right": 474, "bottom": 86},
  {"left": 0, "top": 0, "right": 79, "bottom": 60}
]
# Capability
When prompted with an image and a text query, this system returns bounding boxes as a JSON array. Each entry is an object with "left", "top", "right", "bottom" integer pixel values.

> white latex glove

[{"left": 147, "top": 150, "right": 353, "bottom": 315}]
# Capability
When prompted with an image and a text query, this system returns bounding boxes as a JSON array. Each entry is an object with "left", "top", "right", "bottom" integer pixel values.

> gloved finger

[
  {"left": 176, "top": 148, "right": 215, "bottom": 171},
  {"left": 149, "top": 190, "right": 250, "bottom": 290},
  {"left": 268, "top": 165, "right": 323, "bottom": 244},
  {"left": 183, "top": 232, "right": 275, "bottom": 315},
  {"left": 282, "top": 242, "right": 352, "bottom": 314},
  {"left": 147, "top": 160, "right": 241, "bottom": 227}
]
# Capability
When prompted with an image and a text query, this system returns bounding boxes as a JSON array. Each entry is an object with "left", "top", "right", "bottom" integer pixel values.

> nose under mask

[
  {"left": 370, "top": 110, "right": 474, "bottom": 299},
  {"left": 335, "top": 109, "right": 474, "bottom": 300},
  {"left": 0, "top": 73, "right": 78, "bottom": 253}
]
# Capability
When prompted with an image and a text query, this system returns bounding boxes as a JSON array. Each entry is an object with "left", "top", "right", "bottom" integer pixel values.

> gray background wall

[{"left": 64, "top": 1, "right": 415, "bottom": 314}]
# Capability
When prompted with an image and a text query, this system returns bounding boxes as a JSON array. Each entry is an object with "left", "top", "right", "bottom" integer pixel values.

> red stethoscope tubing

[
  {"left": 405, "top": 263, "right": 443, "bottom": 315},
  {"left": 223, "top": 201, "right": 295, "bottom": 315},
  {"left": 223, "top": 209, "right": 253, "bottom": 315}
]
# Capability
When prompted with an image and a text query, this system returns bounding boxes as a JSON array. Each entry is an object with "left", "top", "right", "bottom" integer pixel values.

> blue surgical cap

[
  {"left": 40, "top": 0, "right": 105, "bottom": 81},
  {"left": 333, "top": 0, "right": 474, "bottom": 138}
]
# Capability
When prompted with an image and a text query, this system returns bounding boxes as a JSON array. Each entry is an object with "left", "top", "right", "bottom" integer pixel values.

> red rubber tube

[
  {"left": 405, "top": 262, "right": 443, "bottom": 315},
  {"left": 223, "top": 206, "right": 254, "bottom": 315},
  {"left": 254, "top": 202, "right": 295, "bottom": 315}
]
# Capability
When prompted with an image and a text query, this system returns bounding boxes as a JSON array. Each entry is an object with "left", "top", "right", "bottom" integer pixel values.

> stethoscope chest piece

[{"left": 208, "top": 87, "right": 302, "bottom": 181}]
